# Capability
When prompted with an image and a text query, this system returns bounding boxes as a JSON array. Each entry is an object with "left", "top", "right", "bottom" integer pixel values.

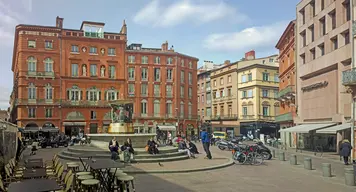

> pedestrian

[
  {"left": 339, "top": 139, "right": 352, "bottom": 165},
  {"left": 200, "top": 128, "right": 212, "bottom": 159}
]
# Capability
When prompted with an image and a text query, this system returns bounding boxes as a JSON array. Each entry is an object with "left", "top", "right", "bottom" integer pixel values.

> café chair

[
  {"left": 116, "top": 175, "right": 136, "bottom": 192},
  {"left": 55, "top": 174, "right": 73, "bottom": 192},
  {"left": 81, "top": 179, "right": 100, "bottom": 192}
]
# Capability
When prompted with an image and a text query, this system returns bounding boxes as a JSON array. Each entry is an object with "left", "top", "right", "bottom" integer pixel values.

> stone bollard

[
  {"left": 289, "top": 154, "right": 297, "bottom": 165},
  {"left": 321, "top": 163, "right": 331, "bottom": 177},
  {"left": 304, "top": 157, "right": 312, "bottom": 170},
  {"left": 272, "top": 150, "right": 276, "bottom": 158},
  {"left": 344, "top": 168, "right": 355, "bottom": 186},
  {"left": 279, "top": 151, "right": 285, "bottom": 161}
]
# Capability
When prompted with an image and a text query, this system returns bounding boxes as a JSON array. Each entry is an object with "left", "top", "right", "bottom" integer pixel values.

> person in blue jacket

[{"left": 200, "top": 128, "right": 212, "bottom": 159}]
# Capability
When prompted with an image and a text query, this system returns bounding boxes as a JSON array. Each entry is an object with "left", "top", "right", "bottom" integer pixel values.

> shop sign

[{"left": 301, "top": 81, "right": 328, "bottom": 92}]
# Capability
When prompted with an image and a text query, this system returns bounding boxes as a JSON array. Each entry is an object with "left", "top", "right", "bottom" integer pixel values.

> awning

[
  {"left": 316, "top": 123, "right": 351, "bottom": 134},
  {"left": 18, "top": 128, "right": 24, "bottom": 133},
  {"left": 158, "top": 125, "right": 176, "bottom": 131},
  {"left": 279, "top": 123, "right": 335, "bottom": 133},
  {"left": 24, "top": 127, "right": 39, "bottom": 133},
  {"left": 41, "top": 127, "right": 59, "bottom": 132},
  {"left": 63, "top": 122, "right": 86, "bottom": 126}
]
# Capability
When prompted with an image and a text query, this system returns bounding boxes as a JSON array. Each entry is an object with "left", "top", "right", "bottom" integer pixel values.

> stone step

[
  {"left": 62, "top": 150, "right": 186, "bottom": 159},
  {"left": 58, "top": 152, "right": 189, "bottom": 163},
  {"left": 67, "top": 145, "right": 178, "bottom": 155}
]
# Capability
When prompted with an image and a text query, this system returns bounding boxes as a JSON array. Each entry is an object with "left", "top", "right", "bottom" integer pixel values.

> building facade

[
  {"left": 275, "top": 20, "right": 297, "bottom": 130},
  {"left": 237, "top": 52, "right": 280, "bottom": 138},
  {"left": 9, "top": 17, "right": 199, "bottom": 136}
]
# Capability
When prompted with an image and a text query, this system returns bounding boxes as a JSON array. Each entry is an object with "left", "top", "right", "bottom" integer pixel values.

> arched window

[
  {"left": 44, "top": 58, "right": 53, "bottom": 72},
  {"left": 180, "top": 101, "right": 184, "bottom": 118},
  {"left": 262, "top": 101, "right": 270, "bottom": 116},
  {"left": 67, "top": 85, "right": 82, "bottom": 101},
  {"left": 28, "top": 83, "right": 36, "bottom": 99},
  {"left": 274, "top": 102, "right": 280, "bottom": 116},
  {"left": 141, "top": 99, "right": 147, "bottom": 115},
  {"left": 154, "top": 100, "right": 160, "bottom": 116},
  {"left": 45, "top": 83, "right": 53, "bottom": 100},
  {"left": 105, "top": 87, "right": 117, "bottom": 101},
  {"left": 188, "top": 102, "right": 192, "bottom": 118},
  {"left": 86, "top": 87, "right": 101, "bottom": 101},
  {"left": 27, "top": 56, "right": 36, "bottom": 72},
  {"left": 167, "top": 57, "right": 173, "bottom": 65},
  {"left": 154, "top": 56, "right": 160, "bottom": 64},
  {"left": 166, "top": 100, "right": 172, "bottom": 116}
]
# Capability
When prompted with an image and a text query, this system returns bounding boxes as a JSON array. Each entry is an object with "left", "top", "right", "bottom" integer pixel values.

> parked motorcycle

[
  {"left": 217, "top": 140, "right": 236, "bottom": 151},
  {"left": 255, "top": 141, "right": 272, "bottom": 160}
]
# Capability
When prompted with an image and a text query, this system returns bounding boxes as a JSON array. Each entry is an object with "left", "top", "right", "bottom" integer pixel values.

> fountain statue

[{"left": 88, "top": 99, "right": 155, "bottom": 148}]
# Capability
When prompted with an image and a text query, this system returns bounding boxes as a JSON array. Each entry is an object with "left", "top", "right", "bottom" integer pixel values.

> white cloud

[
  {"left": 203, "top": 22, "right": 288, "bottom": 52},
  {"left": 133, "top": 0, "right": 247, "bottom": 27}
]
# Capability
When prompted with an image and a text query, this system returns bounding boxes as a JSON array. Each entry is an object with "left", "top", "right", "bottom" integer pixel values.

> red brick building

[{"left": 9, "top": 17, "right": 199, "bottom": 136}]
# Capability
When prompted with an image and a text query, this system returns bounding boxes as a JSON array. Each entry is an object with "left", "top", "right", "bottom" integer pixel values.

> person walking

[
  {"left": 339, "top": 139, "right": 352, "bottom": 165},
  {"left": 200, "top": 129, "right": 212, "bottom": 159}
]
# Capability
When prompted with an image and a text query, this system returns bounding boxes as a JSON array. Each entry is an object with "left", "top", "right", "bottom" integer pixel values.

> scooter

[
  {"left": 217, "top": 140, "right": 235, "bottom": 151},
  {"left": 255, "top": 141, "right": 272, "bottom": 160}
]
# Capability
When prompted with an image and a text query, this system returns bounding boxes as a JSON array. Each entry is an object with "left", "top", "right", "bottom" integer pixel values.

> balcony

[
  {"left": 278, "top": 85, "right": 295, "bottom": 98},
  {"left": 343, "top": 68, "right": 356, "bottom": 86},
  {"left": 211, "top": 114, "right": 238, "bottom": 121},
  {"left": 240, "top": 115, "right": 255, "bottom": 120},
  {"left": 258, "top": 115, "right": 275, "bottom": 121},
  {"left": 15, "top": 99, "right": 61, "bottom": 105},
  {"left": 84, "top": 32, "right": 104, "bottom": 38},
  {"left": 26, "top": 71, "right": 55, "bottom": 78},
  {"left": 275, "top": 112, "right": 293, "bottom": 122},
  {"left": 60, "top": 100, "right": 110, "bottom": 107}
]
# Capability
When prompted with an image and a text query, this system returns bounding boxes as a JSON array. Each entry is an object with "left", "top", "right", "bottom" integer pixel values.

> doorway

[
  {"left": 65, "top": 126, "right": 84, "bottom": 136},
  {"left": 89, "top": 123, "right": 98, "bottom": 134}
]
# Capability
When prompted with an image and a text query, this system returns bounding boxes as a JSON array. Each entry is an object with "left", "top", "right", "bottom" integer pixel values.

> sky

[{"left": 0, "top": 0, "right": 299, "bottom": 109}]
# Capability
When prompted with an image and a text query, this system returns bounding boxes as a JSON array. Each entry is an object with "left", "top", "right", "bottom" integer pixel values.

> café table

[
  {"left": 25, "top": 161, "right": 43, "bottom": 169},
  {"left": 23, "top": 168, "right": 47, "bottom": 179},
  {"left": 84, "top": 159, "right": 125, "bottom": 192},
  {"left": 8, "top": 178, "right": 61, "bottom": 192},
  {"left": 27, "top": 158, "right": 43, "bottom": 163}
]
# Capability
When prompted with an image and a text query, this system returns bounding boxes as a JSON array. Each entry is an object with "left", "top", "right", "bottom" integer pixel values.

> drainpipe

[
  {"left": 350, "top": 0, "right": 355, "bottom": 161},
  {"left": 59, "top": 32, "right": 63, "bottom": 133}
]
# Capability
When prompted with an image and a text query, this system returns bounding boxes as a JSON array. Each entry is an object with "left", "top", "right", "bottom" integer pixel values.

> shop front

[{"left": 240, "top": 121, "right": 279, "bottom": 140}]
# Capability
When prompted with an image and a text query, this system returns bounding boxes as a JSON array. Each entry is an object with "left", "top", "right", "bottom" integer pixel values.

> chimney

[
  {"left": 56, "top": 16, "right": 63, "bottom": 28},
  {"left": 224, "top": 60, "right": 230, "bottom": 65},
  {"left": 244, "top": 50, "right": 255, "bottom": 60},
  {"left": 161, "top": 41, "right": 168, "bottom": 51}
]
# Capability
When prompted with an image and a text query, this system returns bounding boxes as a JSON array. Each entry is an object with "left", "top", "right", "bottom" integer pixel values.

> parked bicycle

[{"left": 232, "top": 144, "right": 264, "bottom": 165}]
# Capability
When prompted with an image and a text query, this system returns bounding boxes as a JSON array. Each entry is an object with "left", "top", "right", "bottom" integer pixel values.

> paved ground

[{"left": 21, "top": 144, "right": 356, "bottom": 192}]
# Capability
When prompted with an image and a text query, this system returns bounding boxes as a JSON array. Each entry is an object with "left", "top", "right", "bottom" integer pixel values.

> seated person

[
  {"left": 147, "top": 138, "right": 159, "bottom": 155},
  {"left": 121, "top": 138, "right": 135, "bottom": 163},
  {"left": 109, "top": 137, "right": 120, "bottom": 160},
  {"left": 187, "top": 140, "right": 199, "bottom": 154},
  {"left": 178, "top": 140, "right": 194, "bottom": 158}
]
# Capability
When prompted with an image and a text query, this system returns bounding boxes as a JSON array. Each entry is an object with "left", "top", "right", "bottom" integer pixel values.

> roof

[
  {"left": 275, "top": 20, "right": 296, "bottom": 49},
  {"left": 80, "top": 21, "right": 105, "bottom": 30}
]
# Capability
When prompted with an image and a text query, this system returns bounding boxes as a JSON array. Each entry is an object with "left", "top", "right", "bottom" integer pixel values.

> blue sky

[{"left": 0, "top": 0, "right": 299, "bottom": 109}]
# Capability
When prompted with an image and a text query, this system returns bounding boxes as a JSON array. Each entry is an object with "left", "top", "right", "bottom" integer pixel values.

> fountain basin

[{"left": 88, "top": 133, "right": 156, "bottom": 148}]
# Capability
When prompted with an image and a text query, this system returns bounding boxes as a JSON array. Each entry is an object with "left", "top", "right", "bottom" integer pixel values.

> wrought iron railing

[{"left": 278, "top": 85, "right": 295, "bottom": 98}]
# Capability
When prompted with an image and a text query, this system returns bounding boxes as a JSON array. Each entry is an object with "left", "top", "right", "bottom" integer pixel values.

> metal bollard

[
  {"left": 289, "top": 154, "right": 297, "bottom": 165},
  {"left": 279, "top": 151, "right": 285, "bottom": 161},
  {"left": 304, "top": 157, "right": 312, "bottom": 170},
  {"left": 321, "top": 163, "right": 331, "bottom": 177},
  {"left": 272, "top": 150, "right": 276, "bottom": 158},
  {"left": 344, "top": 168, "right": 355, "bottom": 186}
]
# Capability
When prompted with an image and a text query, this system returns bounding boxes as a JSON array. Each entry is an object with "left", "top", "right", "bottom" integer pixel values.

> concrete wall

[{"left": 0, "top": 120, "right": 18, "bottom": 169}]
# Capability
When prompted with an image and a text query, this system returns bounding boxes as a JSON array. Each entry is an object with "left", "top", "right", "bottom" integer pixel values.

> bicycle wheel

[
  {"left": 246, "top": 153, "right": 254, "bottom": 165},
  {"left": 233, "top": 152, "right": 247, "bottom": 164},
  {"left": 253, "top": 153, "right": 264, "bottom": 165}
]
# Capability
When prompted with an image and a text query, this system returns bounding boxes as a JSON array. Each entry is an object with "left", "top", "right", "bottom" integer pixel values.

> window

[
  {"left": 180, "top": 86, "right": 184, "bottom": 98},
  {"left": 181, "top": 71, "right": 185, "bottom": 83},
  {"left": 72, "top": 64, "right": 79, "bottom": 77},
  {"left": 45, "top": 84, "right": 53, "bottom": 100},
  {"left": 89, "top": 47, "right": 97, "bottom": 54},
  {"left": 274, "top": 103, "right": 280, "bottom": 116},
  {"left": 321, "top": 0, "right": 324, "bottom": 10},
  {"left": 45, "top": 41, "right": 53, "bottom": 49},
  {"left": 318, "top": 43, "right": 325, "bottom": 56},
  {"left": 128, "top": 68, "right": 135, "bottom": 80},
  {"left": 198, "top": 96, "right": 200, "bottom": 103},
  {"left": 262, "top": 106, "right": 269, "bottom": 116},
  {"left": 27, "top": 56, "right": 36, "bottom": 72},
  {"left": 206, "top": 108, "right": 212, "bottom": 117},
  {"left": 154, "top": 100, "right": 160, "bottom": 116},
  {"left": 109, "top": 65, "right": 115, "bottom": 78},
  {"left": 188, "top": 72, "right": 192, "bottom": 85},
  {"left": 274, "top": 74, "right": 279, "bottom": 82},
  {"left": 310, "top": 48, "right": 315, "bottom": 60},
  {"left": 269, "top": 58, "right": 274, "bottom": 63},
  {"left": 141, "top": 100, "right": 147, "bottom": 115},
  {"left": 262, "top": 73, "right": 269, "bottom": 81},
  {"left": 128, "top": 84, "right": 135, "bottom": 96},
  {"left": 68, "top": 86, "right": 81, "bottom": 101},
  {"left": 189, "top": 62, "right": 192, "bottom": 69},
  {"left": 87, "top": 89, "right": 100, "bottom": 101},
  {"left": 331, "top": 36, "right": 338, "bottom": 50},
  {"left": 106, "top": 90, "right": 116, "bottom": 101},
  {"left": 28, "top": 83, "right": 36, "bottom": 99},
  {"left": 141, "top": 84, "right": 148, "bottom": 96},
  {"left": 247, "top": 90, "right": 253, "bottom": 98},
  {"left": 344, "top": 31, "right": 350, "bottom": 45},
  {"left": 128, "top": 55, "right": 135, "bottom": 63},
  {"left": 108, "top": 48, "right": 116, "bottom": 56},
  {"left": 220, "top": 78, "right": 224, "bottom": 85},
  {"left": 201, "top": 94, "right": 205, "bottom": 103},
  {"left": 91, "top": 111, "right": 97, "bottom": 120},
  {"left": 188, "top": 102, "right": 192, "bottom": 118},
  {"left": 90, "top": 64, "right": 97, "bottom": 76},
  {"left": 301, "top": 31, "right": 306, "bottom": 47},
  {"left": 300, "top": 54, "right": 305, "bottom": 64},
  {"left": 242, "top": 107, "right": 248, "bottom": 116},
  {"left": 141, "top": 68, "right": 148, "bottom": 80},
  {"left": 181, "top": 60, "right": 184, "bottom": 67},
  {"left": 213, "top": 80, "right": 217, "bottom": 87},
  {"left": 28, "top": 108, "right": 36, "bottom": 118},
  {"left": 166, "top": 101, "right": 172, "bottom": 116},
  {"left": 141, "top": 56, "right": 148, "bottom": 64},
  {"left": 154, "top": 68, "right": 160, "bottom": 81},
  {"left": 344, "top": 0, "right": 351, "bottom": 21},
  {"left": 45, "top": 108, "right": 52, "bottom": 118},
  {"left": 154, "top": 56, "right": 160, "bottom": 64},
  {"left": 28, "top": 40, "right": 36, "bottom": 48},
  {"left": 180, "top": 102, "right": 184, "bottom": 118},
  {"left": 320, "top": 17, "right": 326, "bottom": 36},
  {"left": 329, "top": 10, "right": 336, "bottom": 30},
  {"left": 188, "top": 87, "right": 192, "bottom": 98},
  {"left": 241, "top": 75, "right": 247, "bottom": 83},
  {"left": 262, "top": 90, "right": 268, "bottom": 97},
  {"left": 228, "top": 75, "right": 232, "bottom": 83},
  {"left": 300, "top": 8, "right": 305, "bottom": 25},
  {"left": 44, "top": 58, "right": 53, "bottom": 72},
  {"left": 71, "top": 45, "right": 79, "bottom": 53},
  {"left": 167, "top": 69, "right": 173, "bottom": 81},
  {"left": 248, "top": 73, "right": 252, "bottom": 81},
  {"left": 227, "top": 88, "right": 232, "bottom": 97},
  {"left": 167, "top": 57, "right": 173, "bottom": 64},
  {"left": 242, "top": 91, "right": 247, "bottom": 98},
  {"left": 166, "top": 85, "right": 173, "bottom": 97},
  {"left": 310, "top": 0, "right": 315, "bottom": 16},
  {"left": 309, "top": 25, "right": 314, "bottom": 42},
  {"left": 154, "top": 84, "right": 160, "bottom": 97},
  {"left": 274, "top": 90, "right": 278, "bottom": 98}
]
